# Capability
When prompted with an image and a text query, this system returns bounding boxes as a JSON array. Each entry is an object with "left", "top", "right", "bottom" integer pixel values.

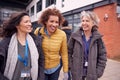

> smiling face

[
  {"left": 45, "top": 15, "right": 59, "bottom": 35},
  {"left": 81, "top": 16, "right": 94, "bottom": 32},
  {"left": 17, "top": 15, "right": 32, "bottom": 34}
]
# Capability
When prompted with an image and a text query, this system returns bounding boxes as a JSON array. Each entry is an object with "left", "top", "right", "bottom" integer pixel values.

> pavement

[
  {"left": 99, "top": 59, "right": 120, "bottom": 80},
  {"left": 1, "top": 36, "right": 119, "bottom": 80},
  {"left": 58, "top": 59, "right": 120, "bottom": 80}
]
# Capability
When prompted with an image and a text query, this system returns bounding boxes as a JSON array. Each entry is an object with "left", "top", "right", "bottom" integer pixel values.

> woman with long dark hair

[{"left": 0, "top": 12, "right": 44, "bottom": 80}]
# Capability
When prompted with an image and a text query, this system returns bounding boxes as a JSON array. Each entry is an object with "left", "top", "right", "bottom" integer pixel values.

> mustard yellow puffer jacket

[{"left": 34, "top": 27, "right": 68, "bottom": 72}]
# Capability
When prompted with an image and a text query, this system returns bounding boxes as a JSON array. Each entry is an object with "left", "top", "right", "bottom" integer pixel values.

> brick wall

[{"left": 94, "top": 3, "right": 120, "bottom": 58}]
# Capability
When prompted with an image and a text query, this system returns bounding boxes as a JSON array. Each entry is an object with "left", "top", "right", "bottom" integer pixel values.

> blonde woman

[{"left": 68, "top": 11, "right": 107, "bottom": 80}]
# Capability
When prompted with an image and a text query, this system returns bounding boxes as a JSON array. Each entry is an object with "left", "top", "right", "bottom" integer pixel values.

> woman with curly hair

[{"left": 34, "top": 8, "right": 68, "bottom": 80}]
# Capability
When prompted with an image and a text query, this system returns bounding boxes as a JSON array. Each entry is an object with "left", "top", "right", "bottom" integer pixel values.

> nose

[
  {"left": 82, "top": 21, "right": 87, "bottom": 26},
  {"left": 28, "top": 22, "right": 32, "bottom": 26},
  {"left": 53, "top": 22, "right": 59, "bottom": 27}
]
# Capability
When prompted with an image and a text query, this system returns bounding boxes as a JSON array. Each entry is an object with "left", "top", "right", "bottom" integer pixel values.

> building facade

[
  {"left": 0, "top": 0, "right": 119, "bottom": 58},
  {"left": 26, "top": 0, "right": 120, "bottom": 59}
]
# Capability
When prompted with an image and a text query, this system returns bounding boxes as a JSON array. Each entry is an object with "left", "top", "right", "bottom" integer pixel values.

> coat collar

[
  {"left": 40, "top": 26, "right": 59, "bottom": 36},
  {"left": 71, "top": 27, "right": 103, "bottom": 44}
]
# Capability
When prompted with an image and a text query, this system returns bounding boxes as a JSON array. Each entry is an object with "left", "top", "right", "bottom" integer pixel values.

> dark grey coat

[
  {"left": 0, "top": 33, "right": 45, "bottom": 80},
  {"left": 68, "top": 28, "right": 107, "bottom": 80}
]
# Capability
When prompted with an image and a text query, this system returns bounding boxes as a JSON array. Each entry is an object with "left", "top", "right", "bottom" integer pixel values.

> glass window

[
  {"left": 37, "top": 0, "right": 42, "bottom": 12},
  {"left": 74, "top": 13, "right": 80, "bottom": 19},
  {"left": 62, "top": 0, "right": 65, "bottom": 7},
  {"left": 3, "top": 13, "right": 9, "bottom": 17},
  {"left": 73, "top": 23, "right": 80, "bottom": 32},
  {"left": 31, "top": 6, "right": 34, "bottom": 16},
  {"left": 1, "top": 12, "right": 11, "bottom": 21},
  {"left": 46, "top": 0, "right": 56, "bottom": 7},
  {"left": 27, "top": 10, "right": 29, "bottom": 14},
  {"left": 74, "top": 19, "right": 80, "bottom": 23},
  {"left": 67, "top": 16, "right": 73, "bottom": 20},
  {"left": 64, "top": 13, "right": 81, "bottom": 32},
  {"left": 117, "top": 6, "right": 120, "bottom": 13}
]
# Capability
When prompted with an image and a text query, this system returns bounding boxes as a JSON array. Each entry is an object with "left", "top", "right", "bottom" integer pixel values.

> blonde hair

[{"left": 80, "top": 11, "right": 100, "bottom": 26}]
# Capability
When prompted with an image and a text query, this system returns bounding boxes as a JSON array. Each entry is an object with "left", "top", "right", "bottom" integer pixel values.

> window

[
  {"left": 66, "top": 15, "right": 73, "bottom": 20},
  {"left": 31, "top": 6, "right": 34, "bottom": 16},
  {"left": 117, "top": 5, "right": 120, "bottom": 18},
  {"left": 3, "top": 12, "right": 10, "bottom": 17},
  {"left": 27, "top": 10, "right": 29, "bottom": 15},
  {"left": 0, "top": 11, "right": 1, "bottom": 18},
  {"left": 2, "top": 12, "right": 11, "bottom": 21},
  {"left": 46, "top": 0, "right": 56, "bottom": 7},
  {"left": 64, "top": 13, "right": 81, "bottom": 32},
  {"left": 74, "top": 13, "right": 80, "bottom": 19},
  {"left": 73, "top": 23, "right": 80, "bottom": 32},
  {"left": 62, "top": 0, "right": 65, "bottom": 7},
  {"left": 37, "top": 0, "right": 42, "bottom": 12}
]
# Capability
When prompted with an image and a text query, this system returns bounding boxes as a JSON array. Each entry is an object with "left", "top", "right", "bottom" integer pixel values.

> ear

[
  {"left": 16, "top": 25, "right": 19, "bottom": 28},
  {"left": 45, "top": 21, "right": 48, "bottom": 25},
  {"left": 16, "top": 25, "right": 19, "bottom": 30}
]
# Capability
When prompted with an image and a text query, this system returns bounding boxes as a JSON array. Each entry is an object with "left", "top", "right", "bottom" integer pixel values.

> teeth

[{"left": 51, "top": 26, "right": 55, "bottom": 30}]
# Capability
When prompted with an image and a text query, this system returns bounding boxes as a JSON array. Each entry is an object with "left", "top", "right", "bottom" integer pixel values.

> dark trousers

[
  {"left": 45, "top": 65, "right": 62, "bottom": 80},
  {"left": 82, "top": 76, "right": 86, "bottom": 80},
  {"left": 68, "top": 71, "right": 71, "bottom": 80}
]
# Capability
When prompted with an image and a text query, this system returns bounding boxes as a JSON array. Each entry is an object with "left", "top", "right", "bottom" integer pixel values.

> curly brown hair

[{"left": 38, "top": 8, "right": 64, "bottom": 27}]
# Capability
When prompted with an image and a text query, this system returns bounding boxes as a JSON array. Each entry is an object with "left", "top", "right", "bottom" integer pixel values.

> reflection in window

[
  {"left": 74, "top": 19, "right": 80, "bottom": 23},
  {"left": 64, "top": 13, "right": 81, "bottom": 32},
  {"left": 37, "top": 0, "right": 42, "bottom": 12},
  {"left": 67, "top": 15, "right": 73, "bottom": 20},
  {"left": 27, "top": 10, "right": 29, "bottom": 15},
  {"left": 73, "top": 23, "right": 80, "bottom": 32},
  {"left": 31, "top": 6, "right": 34, "bottom": 16},
  {"left": 74, "top": 13, "right": 80, "bottom": 19},
  {"left": 62, "top": 0, "right": 65, "bottom": 7},
  {"left": 2, "top": 12, "right": 11, "bottom": 21},
  {"left": 3, "top": 12, "right": 10, "bottom": 17},
  {"left": 46, "top": 0, "right": 56, "bottom": 7}
]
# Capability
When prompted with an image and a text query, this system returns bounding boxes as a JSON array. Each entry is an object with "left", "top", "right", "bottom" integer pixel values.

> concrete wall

[{"left": 61, "top": 0, "right": 102, "bottom": 12}]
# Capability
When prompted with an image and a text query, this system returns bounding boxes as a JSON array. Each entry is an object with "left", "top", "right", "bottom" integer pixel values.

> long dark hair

[{"left": 2, "top": 12, "right": 29, "bottom": 37}]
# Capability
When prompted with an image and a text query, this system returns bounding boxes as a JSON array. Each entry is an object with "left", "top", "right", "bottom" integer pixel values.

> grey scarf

[{"left": 4, "top": 33, "right": 39, "bottom": 80}]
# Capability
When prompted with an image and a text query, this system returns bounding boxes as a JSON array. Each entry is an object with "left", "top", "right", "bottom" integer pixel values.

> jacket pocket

[{"left": 96, "top": 68, "right": 104, "bottom": 78}]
